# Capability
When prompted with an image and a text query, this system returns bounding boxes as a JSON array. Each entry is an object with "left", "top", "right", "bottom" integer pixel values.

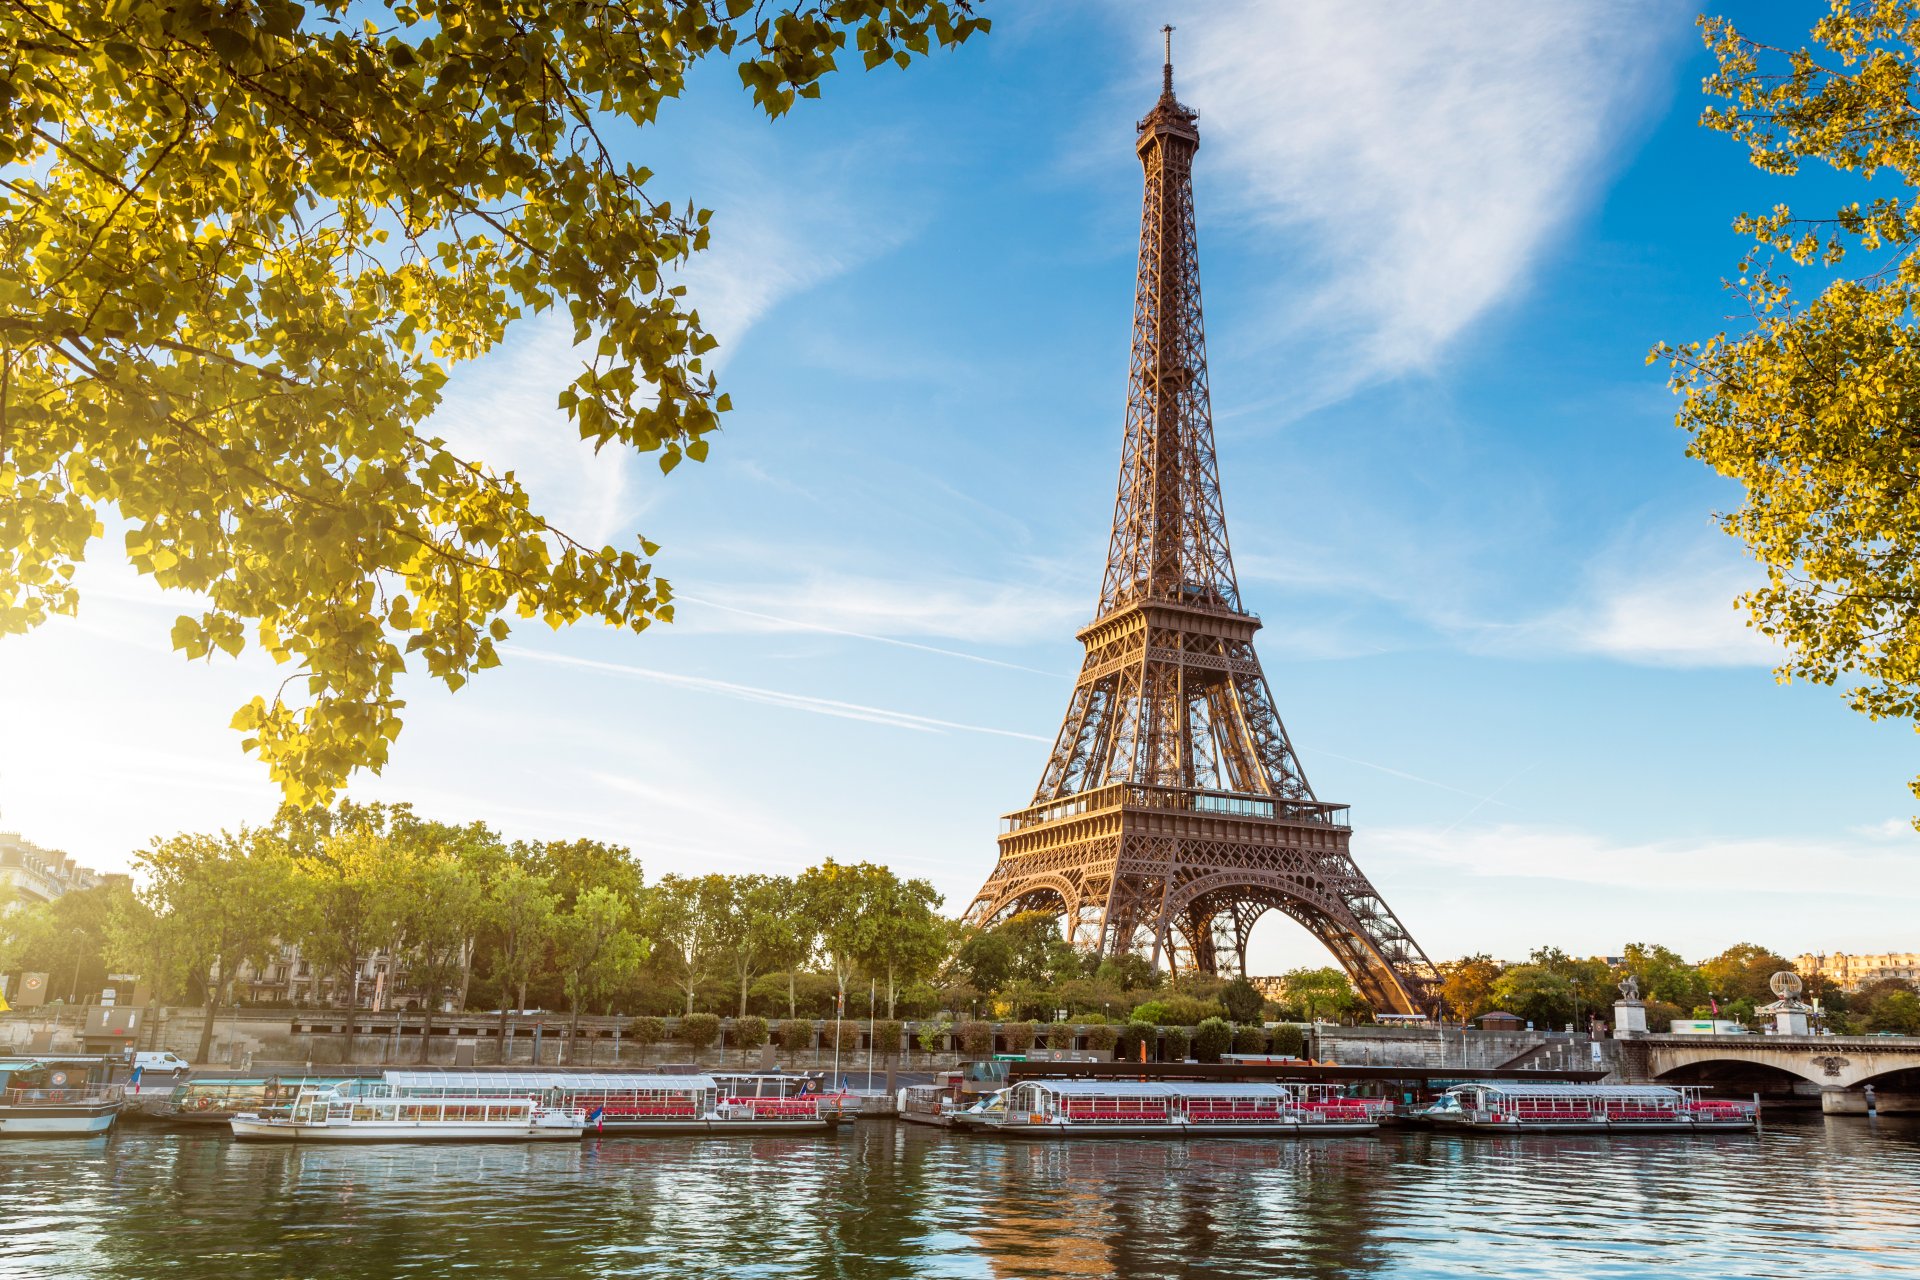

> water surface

[{"left": 2, "top": 1117, "right": 1914, "bottom": 1278}]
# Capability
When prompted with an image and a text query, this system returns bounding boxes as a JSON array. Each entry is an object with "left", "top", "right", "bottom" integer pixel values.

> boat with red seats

[
  {"left": 1421, "top": 1082, "right": 1757, "bottom": 1133},
  {"left": 953, "top": 1079, "right": 1382, "bottom": 1137},
  {"left": 381, "top": 1071, "right": 841, "bottom": 1134}
]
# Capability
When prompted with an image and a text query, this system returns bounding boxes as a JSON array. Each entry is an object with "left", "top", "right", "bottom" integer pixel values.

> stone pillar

[
  {"left": 1773, "top": 1007, "right": 1810, "bottom": 1036},
  {"left": 1612, "top": 1000, "right": 1648, "bottom": 1039}
]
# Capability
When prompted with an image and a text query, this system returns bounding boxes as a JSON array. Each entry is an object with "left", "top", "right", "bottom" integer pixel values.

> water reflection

[{"left": 0, "top": 1117, "right": 1915, "bottom": 1279}]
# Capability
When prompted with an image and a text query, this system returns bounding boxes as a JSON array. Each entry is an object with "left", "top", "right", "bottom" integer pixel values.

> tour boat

[
  {"left": 230, "top": 1085, "right": 584, "bottom": 1143},
  {"left": 1421, "top": 1082, "right": 1758, "bottom": 1133},
  {"left": 160, "top": 1076, "right": 354, "bottom": 1126},
  {"left": 954, "top": 1079, "right": 1382, "bottom": 1137},
  {"left": 898, "top": 1072, "right": 967, "bottom": 1128},
  {"left": 382, "top": 1071, "right": 842, "bottom": 1134},
  {"left": 0, "top": 1059, "right": 124, "bottom": 1138}
]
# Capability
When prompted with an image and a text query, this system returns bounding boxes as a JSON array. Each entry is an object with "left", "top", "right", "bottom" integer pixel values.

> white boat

[
  {"left": 231, "top": 1086, "right": 584, "bottom": 1143},
  {"left": 382, "top": 1071, "right": 842, "bottom": 1135},
  {"left": 1421, "top": 1082, "right": 1758, "bottom": 1133},
  {"left": 956, "top": 1079, "right": 1382, "bottom": 1137},
  {"left": 0, "top": 1059, "right": 123, "bottom": 1138}
]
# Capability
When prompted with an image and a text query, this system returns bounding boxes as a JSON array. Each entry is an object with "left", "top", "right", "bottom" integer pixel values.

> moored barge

[
  {"left": 1421, "top": 1082, "right": 1758, "bottom": 1133},
  {"left": 956, "top": 1079, "right": 1384, "bottom": 1138},
  {"left": 0, "top": 1059, "right": 123, "bottom": 1138},
  {"left": 231, "top": 1085, "right": 584, "bottom": 1143},
  {"left": 382, "top": 1071, "right": 842, "bottom": 1134}
]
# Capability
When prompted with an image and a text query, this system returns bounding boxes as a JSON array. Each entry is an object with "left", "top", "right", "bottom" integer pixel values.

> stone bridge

[{"left": 1639, "top": 1034, "right": 1920, "bottom": 1114}]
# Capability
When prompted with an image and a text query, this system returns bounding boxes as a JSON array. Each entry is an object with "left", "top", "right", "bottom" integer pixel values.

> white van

[{"left": 132, "top": 1051, "right": 191, "bottom": 1073}]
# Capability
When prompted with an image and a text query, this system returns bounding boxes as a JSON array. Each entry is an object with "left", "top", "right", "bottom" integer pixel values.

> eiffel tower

[{"left": 964, "top": 33, "right": 1440, "bottom": 1014}]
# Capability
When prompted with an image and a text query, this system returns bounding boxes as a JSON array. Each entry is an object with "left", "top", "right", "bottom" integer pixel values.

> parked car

[{"left": 132, "top": 1051, "right": 191, "bottom": 1074}]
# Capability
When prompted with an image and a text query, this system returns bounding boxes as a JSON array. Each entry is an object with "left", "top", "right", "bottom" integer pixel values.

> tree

[
  {"left": 796, "top": 860, "right": 890, "bottom": 1010},
  {"left": 392, "top": 829, "right": 486, "bottom": 1061},
  {"left": 0, "top": 1, "right": 988, "bottom": 805},
  {"left": 1490, "top": 965, "right": 1575, "bottom": 1030},
  {"left": 846, "top": 871, "right": 945, "bottom": 1018},
  {"left": 104, "top": 880, "right": 191, "bottom": 1043},
  {"left": 1621, "top": 942, "right": 1709, "bottom": 1011},
  {"left": 1438, "top": 954, "right": 1503, "bottom": 1021},
  {"left": 646, "top": 873, "right": 727, "bottom": 1015},
  {"left": 134, "top": 829, "right": 291, "bottom": 1062},
  {"left": 482, "top": 860, "right": 558, "bottom": 1045},
  {"left": 287, "top": 821, "right": 407, "bottom": 1047},
  {"left": 1279, "top": 967, "right": 1361, "bottom": 1023},
  {"left": 1659, "top": 6, "right": 1920, "bottom": 812},
  {"left": 708, "top": 874, "right": 796, "bottom": 1018},
  {"left": 1221, "top": 977, "right": 1264, "bottom": 1024},
  {"left": 557, "top": 885, "right": 646, "bottom": 1043},
  {"left": 15, "top": 883, "right": 118, "bottom": 1002},
  {"left": 1697, "top": 943, "right": 1794, "bottom": 1006}
]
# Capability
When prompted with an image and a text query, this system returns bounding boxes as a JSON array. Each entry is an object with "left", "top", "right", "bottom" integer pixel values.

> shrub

[
  {"left": 956, "top": 1020, "right": 994, "bottom": 1055},
  {"left": 1129, "top": 1000, "right": 1171, "bottom": 1025},
  {"left": 1001, "top": 1021, "right": 1037, "bottom": 1053},
  {"left": 1193, "top": 1017, "right": 1232, "bottom": 1063},
  {"left": 778, "top": 1019, "right": 815, "bottom": 1052},
  {"left": 872, "top": 1021, "right": 904, "bottom": 1054},
  {"left": 918, "top": 1021, "right": 952, "bottom": 1054},
  {"left": 1116, "top": 1020, "right": 1155, "bottom": 1061},
  {"left": 1161, "top": 1027, "right": 1191, "bottom": 1061},
  {"left": 734, "top": 1015, "right": 769, "bottom": 1050},
  {"left": 678, "top": 1013, "right": 720, "bottom": 1049},
  {"left": 1232, "top": 1026, "right": 1267, "bottom": 1054},
  {"left": 1269, "top": 1025, "right": 1307, "bottom": 1058},
  {"left": 1083, "top": 1024, "right": 1119, "bottom": 1052},
  {"left": 826, "top": 1020, "right": 861, "bottom": 1053},
  {"left": 627, "top": 1016, "right": 667, "bottom": 1047}
]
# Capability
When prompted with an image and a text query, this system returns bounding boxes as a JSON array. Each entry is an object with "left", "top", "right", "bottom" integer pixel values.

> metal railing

[{"left": 1003, "top": 784, "right": 1349, "bottom": 833}]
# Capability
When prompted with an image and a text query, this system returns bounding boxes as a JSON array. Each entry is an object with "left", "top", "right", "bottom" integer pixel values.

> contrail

[
  {"left": 508, "top": 647, "right": 1050, "bottom": 743},
  {"left": 677, "top": 593, "right": 1065, "bottom": 678}
]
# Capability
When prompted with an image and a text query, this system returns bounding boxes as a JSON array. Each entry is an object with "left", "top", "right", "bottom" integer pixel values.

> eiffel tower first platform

[{"left": 963, "top": 36, "right": 1441, "bottom": 1014}]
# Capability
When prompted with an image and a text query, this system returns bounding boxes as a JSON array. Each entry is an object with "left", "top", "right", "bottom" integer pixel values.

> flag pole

[{"left": 866, "top": 977, "right": 876, "bottom": 1092}]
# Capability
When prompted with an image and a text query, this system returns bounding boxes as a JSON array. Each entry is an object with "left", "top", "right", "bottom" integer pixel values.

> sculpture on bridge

[{"left": 1617, "top": 974, "right": 1641, "bottom": 1003}]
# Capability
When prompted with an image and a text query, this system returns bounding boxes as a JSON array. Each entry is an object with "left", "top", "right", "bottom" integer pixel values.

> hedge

[
  {"left": 734, "top": 1015, "right": 770, "bottom": 1050},
  {"left": 1193, "top": 1017, "right": 1233, "bottom": 1063},
  {"left": 778, "top": 1019, "right": 815, "bottom": 1052},
  {"left": 956, "top": 1020, "right": 994, "bottom": 1055},
  {"left": 627, "top": 1016, "right": 667, "bottom": 1047}
]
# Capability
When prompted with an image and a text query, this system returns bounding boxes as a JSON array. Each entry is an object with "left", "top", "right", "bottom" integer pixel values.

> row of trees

[
  {"left": 0, "top": 803, "right": 948, "bottom": 1062},
  {"left": 8, "top": 808, "right": 1915, "bottom": 1053},
  {"left": 1437, "top": 942, "right": 1920, "bottom": 1035}
]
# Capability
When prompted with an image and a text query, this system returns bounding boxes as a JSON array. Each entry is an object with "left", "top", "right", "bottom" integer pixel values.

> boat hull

[
  {"left": 969, "top": 1118, "right": 1378, "bottom": 1139},
  {"left": 588, "top": 1116, "right": 840, "bottom": 1136},
  {"left": 0, "top": 1105, "right": 121, "bottom": 1138},
  {"left": 1426, "top": 1115, "right": 1755, "bottom": 1135},
  {"left": 230, "top": 1117, "right": 583, "bottom": 1143}
]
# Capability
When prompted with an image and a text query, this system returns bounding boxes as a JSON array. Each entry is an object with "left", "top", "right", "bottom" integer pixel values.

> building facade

[
  {"left": 0, "top": 832, "right": 115, "bottom": 906},
  {"left": 1795, "top": 952, "right": 1920, "bottom": 992}
]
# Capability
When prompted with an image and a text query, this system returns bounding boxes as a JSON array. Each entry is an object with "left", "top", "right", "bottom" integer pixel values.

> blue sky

[{"left": 4, "top": 2, "right": 1915, "bottom": 970}]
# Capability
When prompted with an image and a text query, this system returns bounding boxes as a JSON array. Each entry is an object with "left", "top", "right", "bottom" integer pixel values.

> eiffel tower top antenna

[{"left": 1162, "top": 24, "right": 1174, "bottom": 97}]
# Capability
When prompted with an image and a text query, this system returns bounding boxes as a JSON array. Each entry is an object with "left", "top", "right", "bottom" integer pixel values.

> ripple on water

[{"left": 1, "top": 1117, "right": 1917, "bottom": 1279}]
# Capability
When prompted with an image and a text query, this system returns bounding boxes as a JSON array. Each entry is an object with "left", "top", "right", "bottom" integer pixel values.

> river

[{"left": 2, "top": 1117, "right": 1916, "bottom": 1278}]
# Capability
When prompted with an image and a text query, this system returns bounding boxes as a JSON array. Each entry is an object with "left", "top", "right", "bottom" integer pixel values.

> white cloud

[
  {"left": 507, "top": 645, "right": 1049, "bottom": 742},
  {"left": 1372, "top": 820, "right": 1920, "bottom": 899},
  {"left": 681, "top": 573, "right": 1084, "bottom": 650},
  {"left": 1141, "top": 1, "right": 1685, "bottom": 407},
  {"left": 1488, "top": 534, "right": 1785, "bottom": 668},
  {"left": 425, "top": 125, "right": 918, "bottom": 549}
]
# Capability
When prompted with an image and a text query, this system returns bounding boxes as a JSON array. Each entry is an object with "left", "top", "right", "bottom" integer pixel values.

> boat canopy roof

[
  {"left": 1447, "top": 1082, "right": 1684, "bottom": 1099},
  {"left": 383, "top": 1071, "right": 716, "bottom": 1093},
  {"left": 1021, "top": 1080, "right": 1292, "bottom": 1099}
]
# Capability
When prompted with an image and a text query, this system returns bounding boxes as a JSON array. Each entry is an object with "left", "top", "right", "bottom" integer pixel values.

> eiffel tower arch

[{"left": 964, "top": 34, "right": 1440, "bottom": 1015}]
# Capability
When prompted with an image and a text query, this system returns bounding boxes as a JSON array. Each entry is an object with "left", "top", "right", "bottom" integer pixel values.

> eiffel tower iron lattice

[{"left": 963, "top": 34, "right": 1441, "bottom": 1014}]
